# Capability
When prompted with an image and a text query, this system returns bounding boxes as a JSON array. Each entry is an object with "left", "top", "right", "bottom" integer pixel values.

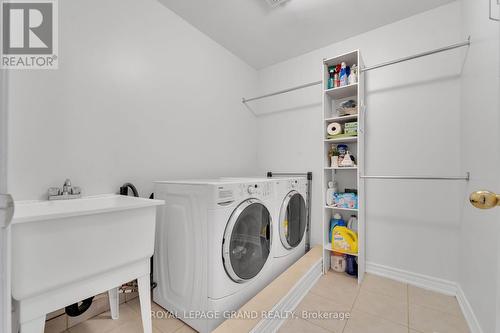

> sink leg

[
  {"left": 138, "top": 274, "right": 152, "bottom": 333},
  {"left": 20, "top": 316, "right": 45, "bottom": 333},
  {"left": 108, "top": 287, "right": 120, "bottom": 320}
]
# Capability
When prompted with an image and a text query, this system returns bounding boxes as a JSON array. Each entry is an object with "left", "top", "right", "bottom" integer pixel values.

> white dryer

[
  {"left": 271, "top": 177, "right": 308, "bottom": 278},
  {"left": 153, "top": 179, "right": 275, "bottom": 333}
]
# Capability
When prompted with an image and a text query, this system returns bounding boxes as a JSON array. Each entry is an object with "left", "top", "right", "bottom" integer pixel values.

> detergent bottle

[
  {"left": 345, "top": 255, "right": 358, "bottom": 276},
  {"left": 347, "top": 215, "right": 358, "bottom": 232},
  {"left": 332, "top": 226, "right": 358, "bottom": 255},
  {"left": 329, "top": 213, "right": 346, "bottom": 242}
]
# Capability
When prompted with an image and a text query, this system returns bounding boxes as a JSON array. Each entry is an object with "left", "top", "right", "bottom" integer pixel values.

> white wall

[
  {"left": 458, "top": 0, "right": 500, "bottom": 332},
  {"left": 6, "top": 0, "right": 259, "bottom": 200},
  {"left": 255, "top": 2, "right": 464, "bottom": 282}
]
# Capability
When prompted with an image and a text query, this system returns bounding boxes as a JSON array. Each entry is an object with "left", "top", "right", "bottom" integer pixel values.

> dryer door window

[
  {"left": 223, "top": 199, "right": 272, "bottom": 283},
  {"left": 279, "top": 191, "right": 306, "bottom": 249}
]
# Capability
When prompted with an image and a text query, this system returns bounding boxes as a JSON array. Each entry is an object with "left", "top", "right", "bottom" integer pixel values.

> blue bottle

[
  {"left": 339, "top": 62, "right": 348, "bottom": 86},
  {"left": 327, "top": 67, "right": 335, "bottom": 89},
  {"left": 329, "top": 213, "right": 346, "bottom": 242},
  {"left": 346, "top": 255, "right": 358, "bottom": 277}
]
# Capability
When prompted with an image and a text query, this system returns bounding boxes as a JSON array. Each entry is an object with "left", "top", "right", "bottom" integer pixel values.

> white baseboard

[
  {"left": 251, "top": 258, "right": 322, "bottom": 333},
  {"left": 455, "top": 284, "right": 483, "bottom": 333},
  {"left": 366, "top": 261, "right": 483, "bottom": 333},
  {"left": 366, "top": 261, "right": 457, "bottom": 295}
]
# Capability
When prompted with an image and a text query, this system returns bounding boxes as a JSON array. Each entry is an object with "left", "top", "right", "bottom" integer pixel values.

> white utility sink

[{"left": 10, "top": 194, "right": 164, "bottom": 333}]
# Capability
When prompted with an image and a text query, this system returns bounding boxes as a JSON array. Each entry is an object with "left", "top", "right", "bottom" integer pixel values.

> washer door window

[
  {"left": 279, "top": 191, "right": 306, "bottom": 249},
  {"left": 223, "top": 199, "right": 272, "bottom": 283}
]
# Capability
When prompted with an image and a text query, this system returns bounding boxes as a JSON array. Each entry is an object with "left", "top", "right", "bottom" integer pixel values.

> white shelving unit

[
  {"left": 324, "top": 167, "right": 358, "bottom": 170},
  {"left": 324, "top": 137, "right": 358, "bottom": 143},
  {"left": 324, "top": 206, "right": 358, "bottom": 212},
  {"left": 322, "top": 50, "right": 365, "bottom": 283},
  {"left": 325, "top": 114, "right": 359, "bottom": 123}
]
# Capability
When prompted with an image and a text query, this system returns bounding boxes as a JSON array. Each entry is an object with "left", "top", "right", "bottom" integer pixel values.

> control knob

[{"left": 248, "top": 185, "right": 258, "bottom": 194}]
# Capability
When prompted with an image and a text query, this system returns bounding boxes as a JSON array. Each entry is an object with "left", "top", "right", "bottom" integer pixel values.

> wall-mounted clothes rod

[
  {"left": 360, "top": 172, "right": 470, "bottom": 181},
  {"left": 362, "top": 37, "right": 470, "bottom": 72},
  {"left": 242, "top": 37, "right": 471, "bottom": 104},
  {"left": 242, "top": 81, "right": 322, "bottom": 103}
]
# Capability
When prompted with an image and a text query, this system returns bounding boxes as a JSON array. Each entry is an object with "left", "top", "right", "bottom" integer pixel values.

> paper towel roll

[{"left": 327, "top": 122, "right": 342, "bottom": 136}]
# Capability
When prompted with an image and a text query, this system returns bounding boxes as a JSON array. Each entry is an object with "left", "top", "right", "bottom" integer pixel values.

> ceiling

[{"left": 158, "top": 0, "right": 455, "bottom": 69}]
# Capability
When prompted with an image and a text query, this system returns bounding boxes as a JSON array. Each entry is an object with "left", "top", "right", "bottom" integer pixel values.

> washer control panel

[
  {"left": 215, "top": 181, "right": 273, "bottom": 206},
  {"left": 247, "top": 184, "right": 257, "bottom": 194},
  {"left": 240, "top": 182, "right": 272, "bottom": 197}
]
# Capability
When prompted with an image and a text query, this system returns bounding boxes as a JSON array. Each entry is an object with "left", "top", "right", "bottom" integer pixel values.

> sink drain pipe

[{"left": 65, "top": 298, "right": 94, "bottom": 317}]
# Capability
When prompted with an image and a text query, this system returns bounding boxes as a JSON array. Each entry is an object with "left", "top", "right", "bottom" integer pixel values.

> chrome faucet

[{"left": 48, "top": 178, "right": 82, "bottom": 200}]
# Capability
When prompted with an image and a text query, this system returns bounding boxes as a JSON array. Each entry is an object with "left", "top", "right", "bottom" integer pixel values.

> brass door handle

[{"left": 469, "top": 190, "right": 500, "bottom": 209}]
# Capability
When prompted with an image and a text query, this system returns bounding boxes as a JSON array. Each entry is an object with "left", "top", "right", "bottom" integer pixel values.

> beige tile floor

[
  {"left": 280, "top": 271, "right": 470, "bottom": 333},
  {"left": 46, "top": 272, "right": 470, "bottom": 333},
  {"left": 45, "top": 298, "right": 195, "bottom": 333}
]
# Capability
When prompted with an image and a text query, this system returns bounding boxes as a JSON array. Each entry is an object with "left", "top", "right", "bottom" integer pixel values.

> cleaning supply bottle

[
  {"left": 347, "top": 215, "right": 358, "bottom": 232},
  {"left": 349, "top": 64, "right": 358, "bottom": 85},
  {"left": 345, "top": 255, "right": 358, "bottom": 276},
  {"left": 327, "top": 66, "right": 335, "bottom": 89},
  {"left": 329, "top": 213, "right": 345, "bottom": 242},
  {"left": 335, "top": 64, "right": 341, "bottom": 87},
  {"left": 339, "top": 62, "right": 348, "bottom": 86},
  {"left": 331, "top": 226, "right": 358, "bottom": 254}
]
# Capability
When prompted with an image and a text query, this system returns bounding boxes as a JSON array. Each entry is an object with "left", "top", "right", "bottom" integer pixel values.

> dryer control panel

[{"left": 286, "top": 178, "right": 307, "bottom": 193}]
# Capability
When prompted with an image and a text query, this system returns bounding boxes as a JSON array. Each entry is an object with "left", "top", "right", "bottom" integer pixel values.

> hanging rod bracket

[
  {"left": 242, "top": 80, "right": 322, "bottom": 103},
  {"left": 490, "top": 0, "right": 499, "bottom": 21}
]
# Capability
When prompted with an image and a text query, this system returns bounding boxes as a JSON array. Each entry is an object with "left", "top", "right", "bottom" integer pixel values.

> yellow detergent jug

[{"left": 332, "top": 226, "right": 358, "bottom": 255}]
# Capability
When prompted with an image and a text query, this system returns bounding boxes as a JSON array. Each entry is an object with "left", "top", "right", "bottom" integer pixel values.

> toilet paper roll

[{"left": 327, "top": 122, "right": 343, "bottom": 136}]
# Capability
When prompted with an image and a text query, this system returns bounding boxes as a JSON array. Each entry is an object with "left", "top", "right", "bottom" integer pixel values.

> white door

[
  {"left": 222, "top": 199, "right": 272, "bottom": 282},
  {"left": 459, "top": 1, "right": 500, "bottom": 332},
  {"left": 278, "top": 191, "right": 307, "bottom": 250}
]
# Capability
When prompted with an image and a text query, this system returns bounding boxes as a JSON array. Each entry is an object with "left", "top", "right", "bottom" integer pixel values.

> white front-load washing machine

[
  {"left": 221, "top": 177, "right": 308, "bottom": 279},
  {"left": 271, "top": 177, "right": 308, "bottom": 279},
  {"left": 153, "top": 179, "right": 275, "bottom": 333}
]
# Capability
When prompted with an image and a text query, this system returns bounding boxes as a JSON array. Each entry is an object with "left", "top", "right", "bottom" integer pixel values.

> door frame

[
  {"left": 0, "top": 67, "right": 11, "bottom": 333},
  {"left": 0, "top": 52, "right": 7, "bottom": 194}
]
